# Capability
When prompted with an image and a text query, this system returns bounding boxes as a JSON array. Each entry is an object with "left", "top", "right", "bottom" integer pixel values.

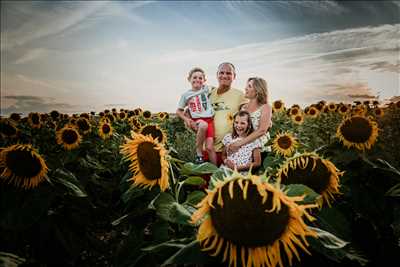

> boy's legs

[
  {"left": 195, "top": 120, "right": 208, "bottom": 161},
  {"left": 205, "top": 137, "right": 217, "bottom": 165}
]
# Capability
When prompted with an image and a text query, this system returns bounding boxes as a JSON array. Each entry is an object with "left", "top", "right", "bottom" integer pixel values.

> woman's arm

[
  {"left": 234, "top": 148, "right": 261, "bottom": 172},
  {"left": 228, "top": 104, "right": 272, "bottom": 152}
]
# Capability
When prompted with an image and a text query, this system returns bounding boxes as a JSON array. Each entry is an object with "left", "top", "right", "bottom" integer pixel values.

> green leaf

[
  {"left": 283, "top": 184, "right": 320, "bottom": 204},
  {"left": 180, "top": 162, "right": 219, "bottom": 176},
  {"left": 161, "top": 240, "right": 216, "bottom": 266},
  {"left": 142, "top": 238, "right": 193, "bottom": 253},
  {"left": 154, "top": 192, "right": 192, "bottom": 225},
  {"left": 51, "top": 168, "right": 87, "bottom": 197},
  {"left": 386, "top": 182, "right": 400, "bottom": 197},
  {"left": 121, "top": 185, "right": 145, "bottom": 203},
  {"left": 0, "top": 252, "right": 26, "bottom": 267},
  {"left": 184, "top": 191, "right": 206, "bottom": 207},
  {"left": 181, "top": 176, "right": 206, "bottom": 186}
]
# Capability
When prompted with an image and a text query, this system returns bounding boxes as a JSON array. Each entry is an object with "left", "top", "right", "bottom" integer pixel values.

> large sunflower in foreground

[
  {"left": 336, "top": 115, "right": 379, "bottom": 151},
  {"left": 192, "top": 175, "right": 317, "bottom": 267},
  {"left": 138, "top": 124, "right": 168, "bottom": 144},
  {"left": 276, "top": 152, "right": 343, "bottom": 207},
  {"left": 120, "top": 134, "right": 169, "bottom": 191},
  {"left": 56, "top": 127, "right": 81, "bottom": 150},
  {"left": 98, "top": 122, "right": 113, "bottom": 139},
  {"left": 272, "top": 132, "right": 299, "bottom": 157},
  {"left": 0, "top": 144, "right": 48, "bottom": 189}
]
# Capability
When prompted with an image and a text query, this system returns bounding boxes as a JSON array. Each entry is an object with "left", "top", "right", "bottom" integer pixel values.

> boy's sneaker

[{"left": 194, "top": 156, "right": 204, "bottom": 164}]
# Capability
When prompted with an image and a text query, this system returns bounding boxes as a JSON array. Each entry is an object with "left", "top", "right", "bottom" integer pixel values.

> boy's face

[
  {"left": 189, "top": 71, "right": 206, "bottom": 90},
  {"left": 234, "top": 115, "right": 249, "bottom": 137}
]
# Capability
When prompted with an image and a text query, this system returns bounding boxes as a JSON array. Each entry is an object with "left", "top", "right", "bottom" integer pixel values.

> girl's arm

[{"left": 228, "top": 104, "right": 272, "bottom": 152}]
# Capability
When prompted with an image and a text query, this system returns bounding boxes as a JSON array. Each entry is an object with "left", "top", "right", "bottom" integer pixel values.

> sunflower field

[{"left": 1, "top": 101, "right": 400, "bottom": 267}]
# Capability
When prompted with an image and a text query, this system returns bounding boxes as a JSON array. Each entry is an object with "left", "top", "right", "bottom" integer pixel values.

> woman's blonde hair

[
  {"left": 248, "top": 77, "right": 268, "bottom": 104},
  {"left": 188, "top": 67, "right": 206, "bottom": 80}
]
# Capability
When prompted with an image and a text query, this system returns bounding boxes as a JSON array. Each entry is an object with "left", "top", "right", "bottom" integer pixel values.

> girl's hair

[
  {"left": 188, "top": 67, "right": 206, "bottom": 80},
  {"left": 231, "top": 110, "right": 254, "bottom": 138},
  {"left": 248, "top": 77, "right": 268, "bottom": 104}
]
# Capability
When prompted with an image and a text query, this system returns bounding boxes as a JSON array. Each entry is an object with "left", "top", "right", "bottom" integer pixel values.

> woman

[{"left": 227, "top": 77, "right": 272, "bottom": 159}]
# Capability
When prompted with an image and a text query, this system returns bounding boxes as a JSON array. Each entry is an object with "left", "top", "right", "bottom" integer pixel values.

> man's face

[{"left": 217, "top": 64, "right": 235, "bottom": 87}]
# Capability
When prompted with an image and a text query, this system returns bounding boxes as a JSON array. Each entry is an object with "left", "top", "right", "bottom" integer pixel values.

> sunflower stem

[{"left": 169, "top": 163, "right": 177, "bottom": 195}]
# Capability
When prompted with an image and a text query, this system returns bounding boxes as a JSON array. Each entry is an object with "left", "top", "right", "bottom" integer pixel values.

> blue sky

[{"left": 1, "top": 1, "right": 399, "bottom": 115}]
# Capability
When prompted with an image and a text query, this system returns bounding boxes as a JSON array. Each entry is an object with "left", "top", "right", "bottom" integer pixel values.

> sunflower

[
  {"left": 9, "top": 113, "right": 21, "bottom": 122},
  {"left": 120, "top": 134, "right": 169, "bottom": 191},
  {"left": 157, "top": 112, "right": 168, "bottom": 121},
  {"left": 133, "top": 108, "right": 142, "bottom": 116},
  {"left": 327, "top": 103, "right": 336, "bottom": 112},
  {"left": 192, "top": 175, "right": 317, "bottom": 267},
  {"left": 50, "top": 110, "right": 60, "bottom": 121},
  {"left": 130, "top": 117, "right": 143, "bottom": 131},
  {"left": 372, "top": 100, "right": 379, "bottom": 107},
  {"left": 105, "top": 113, "right": 115, "bottom": 123},
  {"left": 289, "top": 107, "right": 301, "bottom": 116},
  {"left": 336, "top": 115, "right": 379, "bottom": 151},
  {"left": 272, "top": 132, "right": 298, "bottom": 157},
  {"left": 98, "top": 122, "right": 113, "bottom": 139},
  {"left": 28, "top": 112, "right": 41, "bottom": 128},
  {"left": 292, "top": 114, "right": 304, "bottom": 125},
  {"left": 276, "top": 152, "right": 343, "bottom": 207},
  {"left": 272, "top": 100, "right": 285, "bottom": 113},
  {"left": 373, "top": 108, "right": 384, "bottom": 117},
  {"left": 80, "top": 113, "right": 90, "bottom": 119},
  {"left": 227, "top": 112, "right": 234, "bottom": 126},
  {"left": 0, "top": 144, "right": 49, "bottom": 189},
  {"left": 138, "top": 124, "right": 167, "bottom": 144},
  {"left": 0, "top": 119, "right": 18, "bottom": 138},
  {"left": 337, "top": 104, "right": 349, "bottom": 115},
  {"left": 142, "top": 110, "right": 152, "bottom": 119},
  {"left": 118, "top": 112, "right": 127, "bottom": 120},
  {"left": 56, "top": 126, "right": 81, "bottom": 150},
  {"left": 76, "top": 118, "right": 91, "bottom": 134},
  {"left": 306, "top": 107, "right": 319, "bottom": 118},
  {"left": 396, "top": 101, "right": 400, "bottom": 108},
  {"left": 352, "top": 105, "right": 367, "bottom": 116}
]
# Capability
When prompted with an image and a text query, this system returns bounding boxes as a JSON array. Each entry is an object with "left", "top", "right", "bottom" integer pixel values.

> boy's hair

[
  {"left": 248, "top": 77, "right": 268, "bottom": 104},
  {"left": 188, "top": 67, "right": 206, "bottom": 80},
  {"left": 231, "top": 110, "right": 254, "bottom": 139}
]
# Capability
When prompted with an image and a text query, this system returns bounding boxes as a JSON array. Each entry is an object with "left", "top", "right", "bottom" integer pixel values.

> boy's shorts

[{"left": 193, "top": 117, "right": 214, "bottom": 138}]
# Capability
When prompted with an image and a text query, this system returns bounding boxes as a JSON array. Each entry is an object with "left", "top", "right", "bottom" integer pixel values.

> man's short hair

[{"left": 217, "top": 62, "right": 236, "bottom": 74}]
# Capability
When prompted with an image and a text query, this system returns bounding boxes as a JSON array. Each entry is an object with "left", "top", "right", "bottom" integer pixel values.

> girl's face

[
  {"left": 245, "top": 79, "right": 257, "bottom": 99},
  {"left": 189, "top": 71, "right": 206, "bottom": 90},
  {"left": 234, "top": 115, "right": 249, "bottom": 137}
]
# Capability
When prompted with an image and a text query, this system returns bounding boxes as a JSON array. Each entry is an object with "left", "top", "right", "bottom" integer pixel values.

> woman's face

[
  {"left": 234, "top": 115, "right": 249, "bottom": 137},
  {"left": 245, "top": 80, "right": 257, "bottom": 99}
]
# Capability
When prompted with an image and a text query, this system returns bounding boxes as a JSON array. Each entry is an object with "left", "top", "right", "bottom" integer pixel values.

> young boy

[{"left": 176, "top": 67, "right": 217, "bottom": 165}]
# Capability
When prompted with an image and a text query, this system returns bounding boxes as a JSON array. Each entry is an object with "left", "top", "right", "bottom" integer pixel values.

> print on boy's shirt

[{"left": 188, "top": 93, "right": 208, "bottom": 113}]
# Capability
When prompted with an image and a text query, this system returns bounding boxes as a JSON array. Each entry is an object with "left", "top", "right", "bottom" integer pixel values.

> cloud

[
  {"left": 348, "top": 94, "right": 377, "bottom": 99},
  {"left": 14, "top": 48, "right": 46, "bottom": 64},
  {"left": 1, "top": 95, "right": 78, "bottom": 115},
  {"left": 367, "top": 61, "right": 400, "bottom": 73},
  {"left": 1, "top": 2, "right": 108, "bottom": 51},
  {"left": 274, "top": 0, "right": 348, "bottom": 15}
]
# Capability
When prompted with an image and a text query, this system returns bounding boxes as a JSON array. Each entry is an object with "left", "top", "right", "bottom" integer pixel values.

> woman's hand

[
  {"left": 224, "top": 159, "right": 236, "bottom": 170},
  {"left": 227, "top": 141, "right": 242, "bottom": 153}
]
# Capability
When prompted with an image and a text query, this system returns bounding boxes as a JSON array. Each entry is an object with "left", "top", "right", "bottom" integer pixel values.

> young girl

[
  {"left": 221, "top": 110, "right": 262, "bottom": 174},
  {"left": 176, "top": 67, "right": 217, "bottom": 165}
]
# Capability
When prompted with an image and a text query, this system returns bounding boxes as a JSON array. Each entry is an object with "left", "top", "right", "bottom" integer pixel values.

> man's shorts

[{"left": 193, "top": 117, "right": 214, "bottom": 138}]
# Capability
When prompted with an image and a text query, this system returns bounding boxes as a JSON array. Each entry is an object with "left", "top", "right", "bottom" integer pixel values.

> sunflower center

[
  {"left": 295, "top": 116, "right": 302, "bottom": 121},
  {"left": 210, "top": 181, "right": 290, "bottom": 247},
  {"left": 141, "top": 126, "right": 164, "bottom": 143},
  {"left": 77, "top": 119, "right": 90, "bottom": 131},
  {"left": 277, "top": 136, "right": 292, "bottom": 149},
  {"left": 6, "top": 149, "right": 42, "bottom": 178},
  {"left": 31, "top": 114, "right": 40, "bottom": 124},
  {"left": 102, "top": 124, "right": 111, "bottom": 134},
  {"left": 309, "top": 109, "right": 316, "bottom": 115},
  {"left": 137, "top": 142, "right": 162, "bottom": 180},
  {"left": 62, "top": 129, "right": 79, "bottom": 144},
  {"left": 274, "top": 102, "right": 282, "bottom": 109},
  {"left": 143, "top": 111, "right": 151, "bottom": 118},
  {"left": 291, "top": 109, "right": 299, "bottom": 115},
  {"left": 340, "top": 117, "right": 372, "bottom": 143},
  {"left": 281, "top": 157, "right": 331, "bottom": 194}
]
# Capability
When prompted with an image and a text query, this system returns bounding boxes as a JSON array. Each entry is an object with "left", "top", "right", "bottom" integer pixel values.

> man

[{"left": 207, "top": 62, "right": 246, "bottom": 166}]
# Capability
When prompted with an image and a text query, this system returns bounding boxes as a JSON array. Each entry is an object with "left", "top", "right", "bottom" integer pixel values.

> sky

[{"left": 1, "top": 0, "right": 399, "bottom": 115}]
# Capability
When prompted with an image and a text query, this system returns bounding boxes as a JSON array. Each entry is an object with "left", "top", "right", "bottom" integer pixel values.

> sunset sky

[{"left": 1, "top": 1, "right": 399, "bottom": 115}]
